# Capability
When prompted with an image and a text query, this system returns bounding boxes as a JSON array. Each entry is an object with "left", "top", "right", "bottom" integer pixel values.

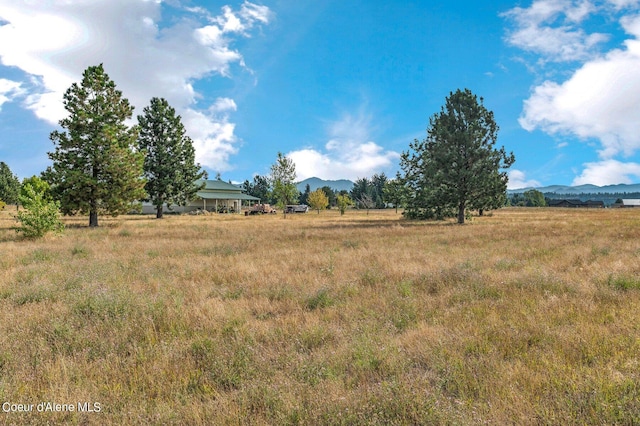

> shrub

[
  {"left": 15, "top": 183, "right": 64, "bottom": 238},
  {"left": 0, "top": 199, "right": 5, "bottom": 210}
]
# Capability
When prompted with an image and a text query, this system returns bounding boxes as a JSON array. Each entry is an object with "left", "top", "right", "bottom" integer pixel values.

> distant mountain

[
  {"left": 296, "top": 177, "right": 354, "bottom": 193},
  {"left": 508, "top": 183, "right": 640, "bottom": 195}
]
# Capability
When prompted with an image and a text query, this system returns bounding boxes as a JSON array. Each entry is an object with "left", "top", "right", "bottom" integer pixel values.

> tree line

[{"left": 2, "top": 70, "right": 514, "bottom": 231}]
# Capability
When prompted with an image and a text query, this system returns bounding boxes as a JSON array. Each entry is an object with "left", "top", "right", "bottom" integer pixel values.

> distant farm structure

[
  {"left": 141, "top": 179, "right": 259, "bottom": 214},
  {"left": 612, "top": 199, "right": 640, "bottom": 208},
  {"left": 547, "top": 199, "right": 605, "bottom": 208}
]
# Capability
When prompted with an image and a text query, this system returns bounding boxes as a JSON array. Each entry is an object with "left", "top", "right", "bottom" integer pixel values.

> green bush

[
  {"left": 0, "top": 199, "right": 5, "bottom": 210},
  {"left": 15, "top": 183, "right": 64, "bottom": 238}
]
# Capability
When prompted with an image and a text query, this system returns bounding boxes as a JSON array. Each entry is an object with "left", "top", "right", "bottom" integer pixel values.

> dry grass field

[{"left": 0, "top": 207, "right": 639, "bottom": 425}]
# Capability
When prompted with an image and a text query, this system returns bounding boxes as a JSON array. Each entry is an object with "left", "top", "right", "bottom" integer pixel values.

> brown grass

[{"left": 0, "top": 207, "right": 639, "bottom": 424}]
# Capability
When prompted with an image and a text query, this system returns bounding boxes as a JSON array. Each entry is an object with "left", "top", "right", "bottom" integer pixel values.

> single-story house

[
  {"left": 612, "top": 199, "right": 640, "bottom": 208},
  {"left": 547, "top": 199, "right": 605, "bottom": 208},
  {"left": 141, "top": 179, "right": 260, "bottom": 214}
]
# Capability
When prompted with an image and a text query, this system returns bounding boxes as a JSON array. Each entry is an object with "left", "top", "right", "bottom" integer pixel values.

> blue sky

[{"left": 1, "top": 0, "right": 640, "bottom": 188}]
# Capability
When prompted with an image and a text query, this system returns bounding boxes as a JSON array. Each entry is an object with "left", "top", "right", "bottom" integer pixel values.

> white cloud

[
  {"left": 0, "top": 78, "right": 23, "bottom": 109},
  {"left": 508, "top": 169, "right": 542, "bottom": 189},
  {"left": 505, "top": 1, "right": 640, "bottom": 185},
  {"left": 572, "top": 159, "right": 640, "bottom": 184},
  {"left": 608, "top": 0, "right": 640, "bottom": 10},
  {"left": 183, "top": 107, "right": 238, "bottom": 172},
  {"left": 502, "top": 0, "right": 608, "bottom": 62},
  {"left": 0, "top": 0, "right": 271, "bottom": 171},
  {"left": 520, "top": 14, "right": 640, "bottom": 159},
  {"left": 287, "top": 112, "right": 400, "bottom": 181}
]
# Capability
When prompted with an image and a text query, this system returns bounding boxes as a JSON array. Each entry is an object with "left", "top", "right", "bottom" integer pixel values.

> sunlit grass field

[{"left": 0, "top": 207, "right": 639, "bottom": 425}]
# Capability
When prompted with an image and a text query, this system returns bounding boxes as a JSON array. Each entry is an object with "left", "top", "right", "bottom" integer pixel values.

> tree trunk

[
  {"left": 156, "top": 205, "right": 164, "bottom": 219},
  {"left": 457, "top": 203, "right": 465, "bottom": 224},
  {"left": 89, "top": 210, "right": 99, "bottom": 227}
]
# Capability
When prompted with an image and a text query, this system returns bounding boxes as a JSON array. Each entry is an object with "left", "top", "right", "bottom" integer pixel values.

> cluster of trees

[
  {"left": 2, "top": 64, "right": 207, "bottom": 233},
  {"left": 38, "top": 64, "right": 206, "bottom": 226},
  {"left": 3, "top": 80, "right": 513, "bottom": 230},
  {"left": 508, "top": 189, "right": 546, "bottom": 207},
  {"left": 240, "top": 153, "right": 301, "bottom": 217},
  {"left": 350, "top": 174, "right": 388, "bottom": 211},
  {"left": 245, "top": 88, "right": 515, "bottom": 225},
  {"left": 279, "top": 89, "right": 515, "bottom": 225}
]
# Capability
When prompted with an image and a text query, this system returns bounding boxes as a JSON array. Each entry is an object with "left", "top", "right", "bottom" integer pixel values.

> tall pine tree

[
  {"left": 44, "top": 64, "right": 145, "bottom": 227},
  {"left": 137, "top": 97, "right": 206, "bottom": 218},
  {"left": 0, "top": 162, "right": 20, "bottom": 206},
  {"left": 401, "top": 89, "right": 514, "bottom": 224}
]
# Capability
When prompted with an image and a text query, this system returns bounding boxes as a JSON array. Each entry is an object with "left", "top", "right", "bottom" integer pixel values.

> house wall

[{"left": 141, "top": 199, "right": 242, "bottom": 214}]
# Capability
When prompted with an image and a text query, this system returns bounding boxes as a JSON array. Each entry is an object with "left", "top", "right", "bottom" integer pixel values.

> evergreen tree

[
  {"left": 16, "top": 181, "right": 64, "bottom": 239},
  {"left": 244, "top": 175, "right": 272, "bottom": 203},
  {"left": 401, "top": 89, "right": 514, "bottom": 224},
  {"left": 0, "top": 162, "right": 20, "bottom": 206},
  {"left": 299, "top": 183, "right": 311, "bottom": 205},
  {"left": 351, "top": 177, "right": 373, "bottom": 209},
  {"left": 44, "top": 64, "right": 145, "bottom": 227},
  {"left": 371, "top": 173, "right": 388, "bottom": 208},
  {"left": 137, "top": 97, "right": 206, "bottom": 218},
  {"left": 383, "top": 173, "right": 410, "bottom": 214}
]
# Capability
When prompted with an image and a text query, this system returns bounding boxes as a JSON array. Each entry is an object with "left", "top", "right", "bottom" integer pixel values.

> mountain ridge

[
  {"left": 294, "top": 178, "right": 640, "bottom": 196},
  {"left": 296, "top": 177, "right": 354, "bottom": 192},
  {"left": 508, "top": 183, "right": 640, "bottom": 194}
]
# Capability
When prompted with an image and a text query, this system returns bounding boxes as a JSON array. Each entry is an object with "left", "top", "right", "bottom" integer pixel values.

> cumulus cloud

[
  {"left": 0, "top": 0, "right": 271, "bottom": 171},
  {"left": 502, "top": 0, "right": 608, "bottom": 62},
  {"left": 572, "top": 159, "right": 640, "bottom": 184},
  {"left": 508, "top": 169, "right": 542, "bottom": 189},
  {"left": 519, "top": 13, "right": 640, "bottom": 159},
  {"left": 504, "top": 0, "right": 640, "bottom": 185},
  {"left": 287, "top": 112, "right": 400, "bottom": 181}
]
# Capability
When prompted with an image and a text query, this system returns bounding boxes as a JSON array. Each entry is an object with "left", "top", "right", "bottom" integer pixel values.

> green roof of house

[
  {"left": 195, "top": 191, "right": 260, "bottom": 201},
  {"left": 196, "top": 179, "right": 244, "bottom": 191},
  {"left": 194, "top": 179, "right": 260, "bottom": 201}
]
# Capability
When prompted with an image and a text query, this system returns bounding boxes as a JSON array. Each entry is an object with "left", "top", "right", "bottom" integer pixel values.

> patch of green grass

[
  {"left": 12, "top": 286, "right": 56, "bottom": 305},
  {"left": 73, "top": 291, "right": 132, "bottom": 322},
  {"left": 305, "top": 288, "right": 334, "bottom": 310},
  {"left": 607, "top": 274, "right": 640, "bottom": 291},
  {"left": 296, "top": 360, "right": 334, "bottom": 385},
  {"left": 21, "top": 248, "right": 52, "bottom": 265},
  {"left": 390, "top": 297, "right": 417, "bottom": 332}
]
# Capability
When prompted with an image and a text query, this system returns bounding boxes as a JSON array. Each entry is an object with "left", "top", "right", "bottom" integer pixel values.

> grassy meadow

[{"left": 0, "top": 207, "right": 639, "bottom": 424}]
